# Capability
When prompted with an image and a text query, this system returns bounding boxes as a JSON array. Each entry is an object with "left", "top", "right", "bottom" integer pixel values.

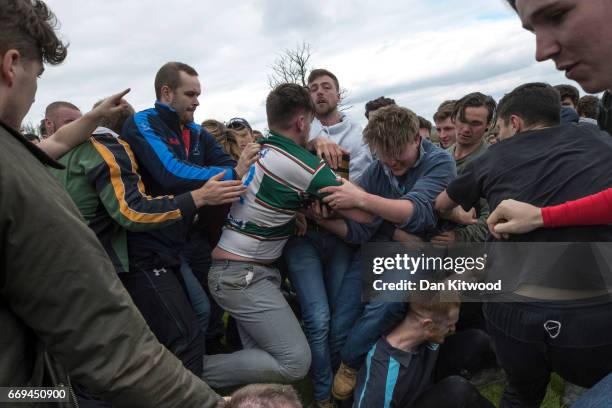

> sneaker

[
  {"left": 332, "top": 362, "right": 357, "bottom": 400},
  {"left": 562, "top": 382, "right": 588, "bottom": 407}
]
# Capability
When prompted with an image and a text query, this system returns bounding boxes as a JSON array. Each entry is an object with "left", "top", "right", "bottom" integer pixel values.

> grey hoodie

[{"left": 309, "top": 113, "right": 372, "bottom": 182}]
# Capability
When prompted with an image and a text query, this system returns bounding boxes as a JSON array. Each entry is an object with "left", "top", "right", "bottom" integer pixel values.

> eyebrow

[{"left": 522, "top": 2, "right": 558, "bottom": 30}]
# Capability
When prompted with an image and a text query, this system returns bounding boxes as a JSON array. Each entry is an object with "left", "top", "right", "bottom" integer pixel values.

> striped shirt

[{"left": 217, "top": 131, "right": 341, "bottom": 260}]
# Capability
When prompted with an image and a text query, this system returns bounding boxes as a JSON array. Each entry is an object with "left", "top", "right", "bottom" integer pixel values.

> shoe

[
  {"left": 332, "top": 362, "right": 357, "bottom": 400},
  {"left": 308, "top": 398, "right": 336, "bottom": 408}
]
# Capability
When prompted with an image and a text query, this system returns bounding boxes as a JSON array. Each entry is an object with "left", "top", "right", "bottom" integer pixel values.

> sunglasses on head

[{"left": 227, "top": 117, "right": 252, "bottom": 132}]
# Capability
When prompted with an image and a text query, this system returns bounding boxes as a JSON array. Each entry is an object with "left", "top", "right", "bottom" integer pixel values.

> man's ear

[
  {"left": 159, "top": 85, "right": 173, "bottom": 102},
  {"left": 509, "top": 114, "right": 523, "bottom": 134},
  {"left": 1, "top": 50, "right": 21, "bottom": 87}
]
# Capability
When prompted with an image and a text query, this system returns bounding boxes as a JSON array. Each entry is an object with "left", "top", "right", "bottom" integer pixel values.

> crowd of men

[{"left": 3, "top": 0, "right": 612, "bottom": 408}]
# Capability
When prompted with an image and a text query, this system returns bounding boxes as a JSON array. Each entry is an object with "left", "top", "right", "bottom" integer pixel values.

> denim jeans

[
  {"left": 283, "top": 231, "right": 361, "bottom": 401},
  {"left": 573, "top": 373, "right": 612, "bottom": 408},
  {"left": 180, "top": 257, "right": 211, "bottom": 340}
]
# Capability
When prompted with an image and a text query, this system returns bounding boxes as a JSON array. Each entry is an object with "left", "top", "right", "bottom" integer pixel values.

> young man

[
  {"left": 0, "top": 1, "right": 220, "bottom": 406},
  {"left": 554, "top": 84, "right": 580, "bottom": 110},
  {"left": 202, "top": 83, "right": 369, "bottom": 388},
  {"left": 436, "top": 82, "right": 612, "bottom": 407},
  {"left": 353, "top": 296, "right": 494, "bottom": 408},
  {"left": 43, "top": 100, "right": 82, "bottom": 137},
  {"left": 431, "top": 92, "right": 494, "bottom": 246},
  {"left": 283, "top": 69, "right": 373, "bottom": 407},
  {"left": 433, "top": 100, "right": 457, "bottom": 149},
  {"left": 315, "top": 105, "right": 456, "bottom": 400}
]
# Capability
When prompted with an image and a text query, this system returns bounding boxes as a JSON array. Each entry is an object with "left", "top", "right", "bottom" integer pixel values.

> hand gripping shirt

[{"left": 217, "top": 132, "right": 341, "bottom": 260}]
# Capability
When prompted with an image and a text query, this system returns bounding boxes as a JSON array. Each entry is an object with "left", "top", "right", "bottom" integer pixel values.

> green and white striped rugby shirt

[{"left": 217, "top": 131, "right": 341, "bottom": 260}]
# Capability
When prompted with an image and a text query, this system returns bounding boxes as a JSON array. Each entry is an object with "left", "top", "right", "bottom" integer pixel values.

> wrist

[{"left": 191, "top": 191, "right": 207, "bottom": 208}]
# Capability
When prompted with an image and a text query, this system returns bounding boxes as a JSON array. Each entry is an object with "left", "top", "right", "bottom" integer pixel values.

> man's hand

[
  {"left": 448, "top": 206, "right": 478, "bottom": 225},
  {"left": 190, "top": 171, "right": 246, "bottom": 207},
  {"left": 487, "top": 199, "right": 544, "bottom": 239},
  {"left": 430, "top": 230, "right": 456, "bottom": 245},
  {"left": 319, "top": 178, "right": 366, "bottom": 210},
  {"left": 310, "top": 200, "right": 333, "bottom": 221},
  {"left": 310, "top": 136, "right": 348, "bottom": 169},
  {"left": 295, "top": 213, "right": 307, "bottom": 236},
  {"left": 89, "top": 88, "right": 132, "bottom": 122},
  {"left": 235, "top": 142, "right": 260, "bottom": 178}
]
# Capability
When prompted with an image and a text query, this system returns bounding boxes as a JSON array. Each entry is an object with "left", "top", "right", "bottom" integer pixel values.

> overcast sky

[{"left": 26, "top": 0, "right": 577, "bottom": 132}]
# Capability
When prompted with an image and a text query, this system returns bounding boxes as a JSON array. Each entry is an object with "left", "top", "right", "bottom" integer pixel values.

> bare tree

[
  {"left": 268, "top": 42, "right": 312, "bottom": 88},
  {"left": 268, "top": 42, "right": 352, "bottom": 111}
]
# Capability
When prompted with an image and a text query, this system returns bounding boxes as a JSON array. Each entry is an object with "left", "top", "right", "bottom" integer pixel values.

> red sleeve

[{"left": 542, "top": 188, "right": 612, "bottom": 227}]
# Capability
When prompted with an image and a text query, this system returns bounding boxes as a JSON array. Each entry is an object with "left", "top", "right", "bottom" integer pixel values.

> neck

[
  {"left": 271, "top": 128, "right": 304, "bottom": 147},
  {"left": 318, "top": 110, "right": 341, "bottom": 127},
  {"left": 0, "top": 95, "right": 21, "bottom": 131},
  {"left": 385, "top": 314, "right": 427, "bottom": 352},
  {"left": 454, "top": 139, "right": 482, "bottom": 160}
]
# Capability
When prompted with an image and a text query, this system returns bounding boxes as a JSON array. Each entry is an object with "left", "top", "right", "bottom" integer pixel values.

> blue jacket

[{"left": 121, "top": 102, "right": 237, "bottom": 264}]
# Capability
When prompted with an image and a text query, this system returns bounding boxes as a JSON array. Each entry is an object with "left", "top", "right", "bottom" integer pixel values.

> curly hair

[{"left": 0, "top": 0, "right": 68, "bottom": 65}]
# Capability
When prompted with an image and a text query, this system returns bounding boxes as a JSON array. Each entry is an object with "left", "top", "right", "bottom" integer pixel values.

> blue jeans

[
  {"left": 180, "top": 257, "right": 211, "bottom": 342},
  {"left": 341, "top": 298, "right": 407, "bottom": 370},
  {"left": 283, "top": 230, "right": 361, "bottom": 401},
  {"left": 573, "top": 373, "right": 612, "bottom": 408}
]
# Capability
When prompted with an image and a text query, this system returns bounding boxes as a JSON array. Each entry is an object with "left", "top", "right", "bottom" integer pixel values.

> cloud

[{"left": 25, "top": 0, "right": 576, "bottom": 134}]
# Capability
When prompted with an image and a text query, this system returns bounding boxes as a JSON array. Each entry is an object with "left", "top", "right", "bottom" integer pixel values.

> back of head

[
  {"left": 92, "top": 99, "right": 134, "bottom": 135},
  {"left": 222, "top": 384, "right": 302, "bottom": 408},
  {"left": 452, "top": 92, "right": 497, "bottom": 125},
  {"left": 202, "top": 119, "right": 226, "bottom": 139},
  {"left": 307, "top": 68, "right": 339, "bottom": 92},
  {"left": 433, "top": 100, "right": 456, "bottom": 123},
  {"left": 577, "top": 95, "right": 600, "bottom": 119},
  {"left": 418, "top": 115, "right": 432, "bottom": 132},
  {"left": 497, "top": 82, "right": 561, "bottom": 128},
  {"left": 154, "top": 61, "right": 198, "bottom": 100},
  {"left": 266, "top": 83, "right": 315, "bottom": 131},
  {"left": 0, "top": 0, "right": 68, "bottom": 66},
  {"left": 45, "top": 101, "right": 80, "bottom": 118},
  {"left": 364, "top": 96, "right": 396, "bottom": 119},
  {"left": 363, "top": 105, "right": 419, "bottom": 158},
  {"left": 409, "top": 288, "right": 460, "bottom": 320},
  {"left": 554, "top": 84, "right": 580, "bottom": 107}
]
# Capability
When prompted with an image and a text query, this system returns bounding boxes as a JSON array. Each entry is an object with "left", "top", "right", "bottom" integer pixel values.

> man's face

[
  {"left": 45, "top": 106, "right": 82, "bottom": 135},
  {"left": 560, "top": 97, "right": 576, "bottom": 110},
  {"left": 308, "top": 75, "right": 340, "bottom": 117},
  {"left": 5, "top": 57, "right": 43, "bottom": 131},
  {"left": 516, "top": 0, "right": 612, "bottom": 93},
  {"left": 425, "top": 307, "right": 459, "bottom": 344},
  {"left": 434, "top": 117, "right": 456, "bottom": 149},
  {"left": 378, "top": 137, "right": 421, "bottom": 177},
  {"left": 168, "top": 71, "right": 201, "bottom": 124},
  {"left": 453, "top": 106, "right": 489, "bottom": 148}
]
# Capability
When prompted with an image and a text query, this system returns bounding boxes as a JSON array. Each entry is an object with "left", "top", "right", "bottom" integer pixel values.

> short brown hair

[
  {"left": 554, "top": 84, "right": 580, "bottom": 106},
  {"left": 154, "top": 61, "right": 198, "bottom": 100},
  {"left": 0, "top": 0, "right": 68, "bottom": 65},
  {"left": 363, "top": 105, "right": 419, "bottom": 158},
  {"left": 220, "top": 384, "right": 302, "bottom": 408},
  {"left": 307, "top": 68, "right": 339, "bottom": 92},
  {"left": 433, "top": 100, "right": 456, "bottom": 123},
  {"left": 418, "top": 116, "right": 432, "bottom": 132},
  {"left": 92, "top": 99, "right": 134, "bottom": 135},
  {"left": 452, "top": 92, "right": 496, "bottom": 125},
  {"left": 365, "top": 96, "right": 396, "bottom": 119},
  {"left": 409, "top": 287, "right": 460, "bottom": 318},
  {"left": 45, "top": 101, "right": 80, "bottom": 117},
  {"left": 266, "top": 83, "right": 315, "bottom": 131},
  {"left": 577, "top": 95, "right": 600, "bottom": 119}
]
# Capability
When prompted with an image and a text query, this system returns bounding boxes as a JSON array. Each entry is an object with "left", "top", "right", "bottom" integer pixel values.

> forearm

[
  {"left": 316, "top": 218, "right": 348, "bottom": 238},
  {"left": 435, "top": 190, "right": 459, "bottom": 214},
  {"left": 339, "top": 208, "right": 375, "bottom": 224},
  {"left": 542, "top": 188, "right": 612, "bottom": 227},
  {"left": 39, "top": 111, "right": 100, "bottom": 159},
  {"left": 361, "top": 192, "right": 414, "bottom": 225}
]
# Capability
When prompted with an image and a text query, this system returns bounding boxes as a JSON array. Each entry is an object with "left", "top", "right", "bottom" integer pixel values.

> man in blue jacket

[{"left": 121, "top": 61, "right": 259, "bottom": 375}]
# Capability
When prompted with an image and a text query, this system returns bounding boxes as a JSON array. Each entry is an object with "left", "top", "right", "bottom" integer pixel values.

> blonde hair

[
  {"left": 364, "top": 105, "right": 420, "bottom": 158},
  {"left": 202, "top": 119, "right": 241, "bottom": 160}
]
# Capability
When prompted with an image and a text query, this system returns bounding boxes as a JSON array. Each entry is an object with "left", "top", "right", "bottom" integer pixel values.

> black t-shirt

[{"left": 446, "top": 123, "right": 612, "bottom": 297}]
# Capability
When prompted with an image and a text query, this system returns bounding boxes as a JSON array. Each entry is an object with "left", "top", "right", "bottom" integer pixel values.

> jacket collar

[{"left": 0, "top": 120, "right": 64, "bottom": 169}]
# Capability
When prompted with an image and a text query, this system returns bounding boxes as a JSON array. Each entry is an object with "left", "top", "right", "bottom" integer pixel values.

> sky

[{"left": 26, "top": 0, "right": 577, "bottom": 133}]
